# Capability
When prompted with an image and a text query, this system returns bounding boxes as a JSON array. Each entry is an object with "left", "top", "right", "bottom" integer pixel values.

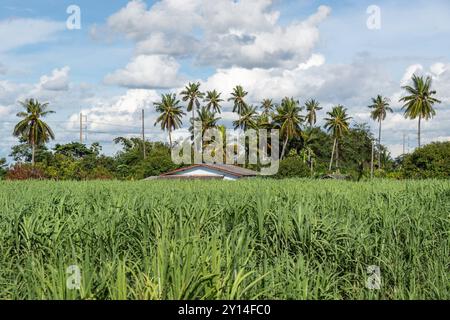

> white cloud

[
  {"left": 0, "top": 18, "right": 64, "bottom": 53},
  {"left": 100, "top": 0, "right": 331, "bottom": 69},
  {"left": 104, "top": 55, "right": 183, "bottom": 89},
  {"left": 38, "top": 66, "right": 70, "bottom": 91}
]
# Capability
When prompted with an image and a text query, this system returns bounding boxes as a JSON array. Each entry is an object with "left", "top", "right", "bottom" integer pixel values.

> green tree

[
  {"left": 368, "top": 95, "right": 393, "bottom": 168},
  {"left": 273, "top": 97, "right": 304, "bottom": 160},
  {"left": 181, "top": 82, "right": 204, "bottom": 123},
  {"left": 233, "top": 104, "right": 258, "bottom": 131},
  {"left": 228, "top": 85, "right": 248, "bottom": 124},
  {"left": 304, "top": 99, "right": 322, "bottom": 128},
  {"left": 13, "top": 99, "right": 55, "bottom": 165},
  {"left": 190, "top": 106, "right": 221, "bottom": 137},
  {"left": 399, "top": 75, "right": 441, "bottom": 147},
  {"left": 154, "top": 93, "right": 185, "bottom": 148},
  {"left": 261, "top": 99, "right": 274, "bottom": 116},
  {"left": 204, "top": 90, "right": 223, "bottom": 114},
  {"left": 324, "top": 105, "right": 352, "bottom": 171}
]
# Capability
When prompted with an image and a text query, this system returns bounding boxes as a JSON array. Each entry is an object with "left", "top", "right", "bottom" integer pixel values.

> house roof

[{"left": 160, "top": 164, "right": 259, "bottom": 177}]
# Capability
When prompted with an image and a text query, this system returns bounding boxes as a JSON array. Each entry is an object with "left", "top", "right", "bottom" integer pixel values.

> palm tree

[
  {"left": 180, "top": 82, "right": 204, "bottom": 124},
  {"left": 204, "top": 90, "right": 224, "bottom": 114},
  {"left": 261, "top": 99, "right": 274, "bottom": 116},
  {"left": 233, "top": 104, "right": 258, "bottom": 131},
  {"left": 368, "top": 95, "right": 393, "bottom": 168},
  {"left": 305, "top": 99, "right": 322, "bottom": 128},
  {"left": 399, "top": 75, "right": 441, "bottom": 148},
  {"left": 228, "top": 85, "right": 248, "bottom": 124},
  {"left": 189, "top": 106, "right": 221, "bottom": 137},
  {"left": 154, "top": 93, "right": 185, "bottom": 148},
  {"left": 13, "top": 99, "right": 55, "bottom": 165},
  {"left": 273, "top": 97, "right": 304, "bottom": 160},
  {"left": 324, "top": 105, "right": 352, "bottom": 171}
]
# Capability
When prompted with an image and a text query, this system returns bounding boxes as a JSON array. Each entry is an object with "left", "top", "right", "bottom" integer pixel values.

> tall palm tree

[
  {"left": 399, "top": 75, "right": 441, "bottom": 148},
  {"left": 204, "top": 90, "right": 224, "bottom": 114},
  {"left": 228, "top": 85, "right": 248, "bottom": 124},
  {"left": 261, "top": 99, "right": 274, "bottom": 116},
  {"left": 324, "top": 105, "right": 352, "bottom": 171},
  {"left": 304, "top": 99, "right": 322, "bottom": 128},
  {"left": 13, "top": 99, "right": 55, "bottom": 165},
  {"left": 154, "top": 93, "right": 185, "bottom": 148},
  {"left": 233, "top": 104, "right": 258, "bottom": 131},
  {"left": 180, "top": 82, "right": 204, "bottom": 124},
  {"left": 273, "top": 97, "right": 304, "bottom": 160},
  {"left": 189, "top": 106, "right": 221, "bottom": 137},
  {"left": 368, "top": 95, "right": 393, "bottom": 168}
]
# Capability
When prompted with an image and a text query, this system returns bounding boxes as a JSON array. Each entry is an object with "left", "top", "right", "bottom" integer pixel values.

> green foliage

[
  {"left": 400, "top": 142, "right": 450, "bottom": 179},
  {"left": 275, "top": 156, "right": 311, "bottom": 178},
  {"left": 0, "top": 179, "right": 448, "bottom": 299},
  {"left": 0, "top": 158, "right": 7, "bottom": 179}
]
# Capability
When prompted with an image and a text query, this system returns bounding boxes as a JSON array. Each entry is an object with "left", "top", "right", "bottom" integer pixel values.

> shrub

[
  {"left": 5, "top": 164, "right": 46, "bottom": 180},
  {"left": 275, "top": 156, "right": 311, "bottom": 178},
  {"left": 401, "top": 142, "right": 450, "bottom": 179}
]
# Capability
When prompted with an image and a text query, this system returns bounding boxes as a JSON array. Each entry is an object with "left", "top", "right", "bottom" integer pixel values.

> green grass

[{"left": 0, "top": 179, "right": 449, "bottom": 300}]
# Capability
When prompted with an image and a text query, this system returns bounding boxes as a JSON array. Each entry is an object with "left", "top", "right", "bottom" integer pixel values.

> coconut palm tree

[
  {"left": 399, "top": 75, "right": 441, "bottom": 148},
  {"left": 228, "top": 85, "right": 248, "bottom": 124},
  {"left": 304, "top": 99, "right": 322, "bottom": 128},
  {"left": 324, "top": 105, "right": 352, "bottom": 171},
  {"left": 154, "top": 93, "right": 185, "bottom": 148},
  {"left": 189, "top": 106, "right": 221, "bottom": 137},
  {"left": 204, "top": 90, "right": 224, "bottom": 114},
  {"left": 368, "top": 95, "right": 393, "bottom": 168},
  {"left": 13, "top": 99, "right": 55, "bottom": 165},
  {"left": 180, "top": 82, "right": 204, "bottom": 123},
  {"left": 273, "top": 97, "right": 304, "bottom": 160},
  {"left": 233, "top": 104, "right": 258, "bottom": 131},
  {"left": 261, "top": 99, "right": 274, "bottom": 116}
]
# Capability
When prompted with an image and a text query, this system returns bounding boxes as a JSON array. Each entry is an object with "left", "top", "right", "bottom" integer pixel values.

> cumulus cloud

[
  {"left": 38, "top": 66, "right": 70, "bottom": 91},
  {"left": 99, "top": 0, "right": 331, "bottom": 69},
  {"left": 0, "top": 18, "right": 64, "bottom": 53},
  {"left": 104, "top": 55, "right": 183, "bottom": 89}
]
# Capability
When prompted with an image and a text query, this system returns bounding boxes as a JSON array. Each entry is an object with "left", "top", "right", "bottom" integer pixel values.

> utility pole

[
  {"left": 142, "top": 109, "right": 146, "bottom": 159},
  {"left": 371, "top": 140, "right": 375, "bottom": 179},
  {"left": 80, "top": 113, "right": 87, "bottom": 144}
]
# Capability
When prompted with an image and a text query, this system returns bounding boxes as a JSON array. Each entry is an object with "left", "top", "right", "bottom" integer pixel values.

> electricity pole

[
  {"left": 142, "top": 109, "right": 146, "bottom": 159},
  {"left": 403, "top": 132, "right": 406, "bottom": 156}
]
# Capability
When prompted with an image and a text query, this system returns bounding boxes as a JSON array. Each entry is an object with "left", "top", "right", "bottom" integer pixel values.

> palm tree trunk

[
  {"left": 418, "top": 115, "right": 421, "bottom": 148},
  {"left": 281, "top": 137, "right": 289, "bottom": 160},
  {"left": 329, "top": 138, "right": 336, "bottom": 171},
  {"left": 169, "top": 129, "right": 173, "bottom": 150},
  {"left": 31, "top": 142, "right": 36, "bottom": 166},
  {"left": 378, "top": 118, "right": 382, "bottom": 169},
  {"left": 335, "top": 140, "right": 339, "bottom": 169}
]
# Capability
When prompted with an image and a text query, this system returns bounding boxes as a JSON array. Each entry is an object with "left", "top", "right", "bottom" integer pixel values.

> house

[{"left": 146, "top": 164, "right": 259, "bottom": 181}]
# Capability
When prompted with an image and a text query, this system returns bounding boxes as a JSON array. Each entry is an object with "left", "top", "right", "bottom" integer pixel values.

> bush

[
  {"left": 401, "top": 142, "right": 450, "bottom": 179},
  {"left": 5, "top": 164, "right": 46, "bottom": 180},
  {"left": 275, "top": 156, "right": 311, "bottom": 178}
]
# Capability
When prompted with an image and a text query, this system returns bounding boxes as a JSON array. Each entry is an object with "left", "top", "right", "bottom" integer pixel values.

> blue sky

[{"left": 1, "top": 0, "right": 449, "bottom": 159}]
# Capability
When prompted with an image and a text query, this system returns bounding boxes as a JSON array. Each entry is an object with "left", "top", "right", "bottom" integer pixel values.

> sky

[{"left": 0, "top": 0, "right": 449, "bottom": 160}]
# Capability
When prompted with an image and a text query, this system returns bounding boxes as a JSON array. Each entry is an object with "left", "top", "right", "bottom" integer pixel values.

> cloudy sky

[{"left": 0, "top": 0, "right": 449, "bottom": 160}]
